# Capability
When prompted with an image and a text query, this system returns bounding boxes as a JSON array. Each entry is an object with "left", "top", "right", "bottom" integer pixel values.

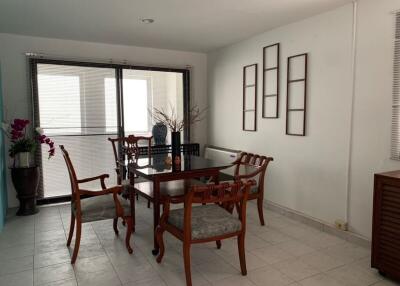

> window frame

[
  {"left": 391, "top": 13, "right": 400, "bottom": 160},
  {"left": 30, "top": 58, "right": 191, "bottom": 203}
]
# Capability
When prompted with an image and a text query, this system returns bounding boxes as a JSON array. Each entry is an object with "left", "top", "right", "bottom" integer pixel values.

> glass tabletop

[{"left": 123, "top": 154, "right": 233, "bottom": 177}]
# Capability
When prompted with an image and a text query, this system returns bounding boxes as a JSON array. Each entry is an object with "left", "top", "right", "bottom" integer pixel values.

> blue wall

[{"left": 0, "top": 64, "right": 7, "bottom": 231}]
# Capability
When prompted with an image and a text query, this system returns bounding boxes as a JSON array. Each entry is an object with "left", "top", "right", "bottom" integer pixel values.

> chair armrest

[
  {"left": 79, "top": 185, "right": 122, "bottom": 196},
  {"left": 234, "top": 168, "right": 263, "bottom": 180},
  {"left": 77, "top": 174, "right": 109, "bottom": 190}
]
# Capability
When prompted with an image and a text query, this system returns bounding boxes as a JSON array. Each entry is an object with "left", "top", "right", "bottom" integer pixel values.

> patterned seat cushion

[
  {"left": 73, "top": 194, "right": 131, "bottom": 223},
  {"left": 168, "top": 204, "right": 242, "bottom": 240},
  {"left": 221, "top": 180, "right": 258, "bottom": 194}
]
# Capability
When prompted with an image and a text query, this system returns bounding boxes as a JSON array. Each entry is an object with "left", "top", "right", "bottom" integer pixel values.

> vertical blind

[
  {"left": 32, "top": 60, "right": 188, "bottom": 199},
  {"left": 392, "top": 13, "right": 400, "bottom": 160}
]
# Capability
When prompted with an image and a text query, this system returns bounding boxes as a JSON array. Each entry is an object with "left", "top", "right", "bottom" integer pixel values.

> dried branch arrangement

[{"left": 150, "top": 104, "right": 207, "bottom": 132}]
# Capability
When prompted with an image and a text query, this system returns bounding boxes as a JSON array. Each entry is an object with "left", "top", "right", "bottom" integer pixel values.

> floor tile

[
  {"left": 321, "top": 242, "right": 370, "bottom": 265},
  {"left": 298, "top": 273, "right": 343, "bottom": 286},
  {"left": 248, "top": 265, "right": 294, "bottom": 286},
  {"left": 34, "top": 248, "right": 71, "bottom": 268},
  {"left": 35, "top": 238, "right": 67, "bottom": 255},
  {"left": 68, "top": 242, "right": 105, "bottom": 260},
  {"left": 34, "top": 262, "right": 75, "bottom": 285},
  {"left": 0, "top": 243, "right": 35, "bottom": 260},
  {"left": 122, "top": 276, "right": 167, "bottom": 286},
  {"left": 326, "top": 263, "right": 382, "bottom": 286},
  {"left": 244, "top": 233, "right": 271, "bottom": 251},
  {"left": 273, "top": 258, "right": 320, "bottom": 281},
  {"left": 0, "top": 269, "right": 33, "bottom": 286},
  {"left": 255, "top": 228, "right": 293, "bottom": 245},
  {"left": 211, "top": 275, "right": 256, "bottom": 286},
  {"left": 0, "top": 255, "right": 33, "bottom": 276},
  {"left": 35, "top": 229, "right": 66, "bottom": 243},
  {"left": 73, "top": 255, "right": 113, "bottom": 276},
  {"left": 196, "top": 258, "right": 239, "bottom": 283},
  {"left": 158, "top": 266, "right": 210, "bottom": 286},
  {"left": 222, "top": 251, "right": 269, "bottom": 272},
  {"left": 276, "top": 240, "right": 315, "bottom": 257},
  {"left": 298, "top": 251, "right": 345, "bottom": 272},
  {"left": 115, "top": 262, "right": 155, "bottom": 284},
  {"left": 76, "top": 269, "right": 121, "bottom": 286},
  {"left": 39, "top": 279, "right": 77, "bottom": 286},
  {"left": 250, "top": 244, "right": 294, "bottom": 264}
]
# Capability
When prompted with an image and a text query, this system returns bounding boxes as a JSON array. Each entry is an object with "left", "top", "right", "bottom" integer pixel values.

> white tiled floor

[{"left": 0, "top": 199, "right": 398, "bottom": 286}]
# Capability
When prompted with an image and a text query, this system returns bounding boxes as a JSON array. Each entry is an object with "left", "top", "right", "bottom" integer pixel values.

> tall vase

[
  {"left": 11, "top": 166, "right": 40, "bottom": 215},
  {"left": 171, "top": 131, "right": 181, "bottom": 170},
  {"left": 152, "top": 123, "right": 167, "bottom": 145}
]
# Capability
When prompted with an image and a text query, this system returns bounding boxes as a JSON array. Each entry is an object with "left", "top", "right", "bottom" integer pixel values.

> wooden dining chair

[
  {"left": 108, "top": 135, "right": 152, "bottom": 207},
  {"left": 231, "top": 152, "right": 273, "bottom": 225},
  {"left": 60, "top": 145, "right": 134, "bottom": 264},
  {"left": 155, "top": 180, "right": 254, "bottom": 286}
]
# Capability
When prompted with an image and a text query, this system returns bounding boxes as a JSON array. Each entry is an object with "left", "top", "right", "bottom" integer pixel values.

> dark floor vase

[
  {"left": 11, "top": 166, "right": 40, "bottom": 216},
  {"left": 171, "top": 131, "right": 181, "bottom": 160}
]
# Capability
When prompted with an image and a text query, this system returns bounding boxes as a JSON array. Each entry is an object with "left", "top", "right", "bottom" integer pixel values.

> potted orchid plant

[
  {"left": 5, "top": 119, "right": 55, "bottom": 215},
  {"left": 8, "top": 119, "right": 55, "bottom": 167}
]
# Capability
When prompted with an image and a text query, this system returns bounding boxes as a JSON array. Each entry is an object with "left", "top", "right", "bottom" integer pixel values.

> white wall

[
  {"left": 208, "top": 4, "right": 355, "bottom": 229},
  {"left": 348, "top": 0, "right": 400, "bottom": 238},
  {"left": 208, "top": 0, "right": 400, "bottom": 240},
  {"left": 0, "top": 33, "right": 207, "bottom": 207}
]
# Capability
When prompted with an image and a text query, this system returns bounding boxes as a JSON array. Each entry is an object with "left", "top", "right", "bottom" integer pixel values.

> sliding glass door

[
  {"left": 31, "top": 59, "right": 189, "bottom": 200},
  {"left": 121, "top": 69, "right": 184, "bottom": 141}
]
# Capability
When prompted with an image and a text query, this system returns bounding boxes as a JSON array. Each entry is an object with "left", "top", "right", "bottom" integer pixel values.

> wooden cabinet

[{"left": 372, "top": 171, "right": 400, "bottom": 281}]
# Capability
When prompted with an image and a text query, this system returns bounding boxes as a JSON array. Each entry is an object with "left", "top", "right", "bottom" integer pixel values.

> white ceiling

[{"left": 0, "top": 0, "right": 352, "bottom": 52}]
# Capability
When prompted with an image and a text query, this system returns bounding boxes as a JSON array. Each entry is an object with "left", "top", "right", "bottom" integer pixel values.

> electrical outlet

[{"left": 334, "top": 219, "right": 348, "bottom": 231}]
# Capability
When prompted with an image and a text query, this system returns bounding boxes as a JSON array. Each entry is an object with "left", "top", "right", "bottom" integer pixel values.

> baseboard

[{"left": 264, "top": 200, "right": 371, "bottom": 249}]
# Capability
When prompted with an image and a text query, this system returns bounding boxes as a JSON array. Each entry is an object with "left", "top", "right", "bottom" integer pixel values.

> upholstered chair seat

[
  {"left": 168, "top": 204, "right": 242, "bottom": 240},
  {"left": 74, "top": 194, "right": 131, "bottom": 223}
]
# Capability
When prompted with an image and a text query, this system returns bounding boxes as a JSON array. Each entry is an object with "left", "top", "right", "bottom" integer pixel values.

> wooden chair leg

[
  {"left": 183, "top": 242, "right": 192, "bottom": 286},
  {"left": 125, "top": 217, "right": 133, "bottom": 254},
  {"left": 113, "top": 218, "right": 119, "bottom": 235},
  {"left": 156, "top": 226, "right": 165, "bottom": 263},
  {"left": 216, "top": 240, "right": 222, "bottom": 249},
  {"left": 66, "top": 212, "right": 75, "bottom": 247},
  {"left": 71, "top": 220, "right": 82, "bottom": 264},
  {"left": 237, "top": 234, "right": 247, "bottom": 275},
  {"left": 132, "top": 193, "right": 136, "bottom": 233},
  {"left": 257, "top": 197, "right": 265, "bottom": 226}
]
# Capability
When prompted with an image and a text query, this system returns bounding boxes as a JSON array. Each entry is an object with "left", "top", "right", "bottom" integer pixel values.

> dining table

[{"left": 125, "top": 154, "right": 233, "bottom": 255}]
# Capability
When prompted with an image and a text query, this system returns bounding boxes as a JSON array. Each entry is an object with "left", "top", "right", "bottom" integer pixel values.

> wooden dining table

[{"left": 126, "top": 154, "right": 233, "bottom": 255}]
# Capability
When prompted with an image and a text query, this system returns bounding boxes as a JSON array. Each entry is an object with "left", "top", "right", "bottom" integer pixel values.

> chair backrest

[
  {"left": 125, "top": 135, "right": 153, "bottom": 160},
  {"left": 234, "top": 152, "right": 273, "bottom": 187},
  {"left": 108, "top": 137, "right": 123, "bottom": 172},
  {"left": 60, "top": 145, "right": 79, "bottom": 200},
  {"left": 183, "top": 181, "right": 255, "bottom": 236},
  {"left": 108, "top": 135, "right": 153, "bottom": 182}
]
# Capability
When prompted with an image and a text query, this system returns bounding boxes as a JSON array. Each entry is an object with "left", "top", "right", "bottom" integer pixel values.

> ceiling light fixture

[{"left": 141, "top": 18, "right": 154, "bottom": 24}]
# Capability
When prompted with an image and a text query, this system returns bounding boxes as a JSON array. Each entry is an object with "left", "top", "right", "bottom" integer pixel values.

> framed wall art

[
  {"left": 286, "top": 53, "right": 308, "bottom": 136},
  {"left": 243, "top": 64, "right": 257, "bottom": 131}
]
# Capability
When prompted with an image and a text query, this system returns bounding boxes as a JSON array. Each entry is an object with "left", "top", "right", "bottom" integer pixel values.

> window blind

[
  {"left": 392, "top": 13, "right": 400, "bottom": 160},
  {"left": 35, "top": 63, "right": 119, "bottom": 198}
]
